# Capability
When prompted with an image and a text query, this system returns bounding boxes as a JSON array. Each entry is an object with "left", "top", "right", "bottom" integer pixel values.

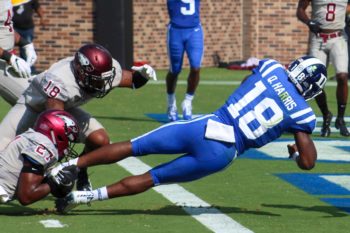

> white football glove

[
  {"left": 49, "top": 158, "right": 79, "bottom": 178},
  {"left": 23, "top": 43, "right": 37, "bottom": 66},
  {"left": 131, "top": 64, "right": 157, "bottom": 81},
  {"left": 9, "top": 54, "right": 32, "bottom": 79}
]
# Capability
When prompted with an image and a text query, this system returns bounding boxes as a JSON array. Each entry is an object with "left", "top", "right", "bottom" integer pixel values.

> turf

[{"left": 0, "top": 67, "right": 349, "bottom": 233}]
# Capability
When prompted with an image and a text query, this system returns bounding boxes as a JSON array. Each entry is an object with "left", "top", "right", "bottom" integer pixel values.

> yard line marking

[
  {"left": 320, "top": 175, "right": 350, "bottom": 191},
  {"left": 148, "top": 80, "right": 339, "bottom": 86},
  {"left": 117, "top": 157, "right": 254, "bottom": 233},
  {"left": 39, "top": 219, "right": 67, "bottom": 228}
]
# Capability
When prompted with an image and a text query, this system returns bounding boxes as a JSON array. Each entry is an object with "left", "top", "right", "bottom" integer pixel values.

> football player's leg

[
  {"left": 309, "top": 35, "right": 332, "bottom": 137},
  {"left": 182, "top": 26, "right": 204, "bottom": 120},
  {"left": 330, "top": 38, "right": 349, "bottom": 136},
  {"left": 0, "top": 103, "right": 36, "bottom": 150},
  {"left": 69, "top": 107, "right": 110, "bottom": 191},
  {"left": 166, "top": 26, "right": 185, "bottom": 121},
  {"left": 132, "top": 114, "right": 212, "bottom": 156},
  {"left": 150, "top": 140, "right": 236, "bottom": 185}
]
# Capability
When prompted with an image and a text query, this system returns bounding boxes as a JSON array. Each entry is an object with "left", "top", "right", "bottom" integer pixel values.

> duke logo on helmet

[{"left": 287, "top": 56, "right": 327, "bottom": 101}]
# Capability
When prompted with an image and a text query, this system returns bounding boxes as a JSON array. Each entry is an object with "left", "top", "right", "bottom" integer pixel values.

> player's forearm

[{"left": 17, "top": 183, "right": 51, "bottom": 206}]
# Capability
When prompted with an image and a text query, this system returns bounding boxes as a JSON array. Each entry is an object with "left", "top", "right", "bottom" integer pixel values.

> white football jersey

[
  {"left": 311, "top": 0, "right": 348, "bottom": 30},
  {"left": 0, "top": 0, "right": 14, "bottom": 51},
  {"left": 19, "top": 56, "right": 123, "bottom": 112},
  {"left": 0, "top": 129, "right": 58, "bottom": 201}
]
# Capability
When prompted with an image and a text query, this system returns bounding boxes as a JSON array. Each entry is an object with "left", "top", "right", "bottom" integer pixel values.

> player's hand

[
  {"left": 49, "top": 158, "right": 79, "bottom": 177},
  {"left": 131, "top": 64, "right": 157, "bottom": 81},
  {"left": 307, "top": 20, "right": 322, "bottom": 34},
  {"left": 9, "top": 54, "right": 32, "bottom": 78},
  {"left": 47, "top": 165, "right": 79, "bottom": 198},
  {"left": 23, "top": 43, "right": 37, "bottom": 66},
  {"left": 287, "top": 144, "right": 299, "bottom": 160}
]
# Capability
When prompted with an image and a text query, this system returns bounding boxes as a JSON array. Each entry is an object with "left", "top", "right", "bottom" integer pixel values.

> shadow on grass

[
  {"left": 0, "top": 202, "right": 56, "bottom": 216},
  {"left": 262, "top": 203, "right": 348, "bottom": 217},
  {"left": 55, "top": 205, "right": 280, "bottom": 217}
]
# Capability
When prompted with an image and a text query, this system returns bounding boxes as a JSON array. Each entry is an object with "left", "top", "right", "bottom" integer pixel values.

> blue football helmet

[{"left": 287, "top": 56, "right": 327, "bottom": 101}]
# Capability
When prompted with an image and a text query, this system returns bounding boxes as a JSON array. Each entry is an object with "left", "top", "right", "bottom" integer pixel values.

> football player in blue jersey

[
  {"left": 53, "top": 56, "right": 327, "bottom": 213},
  {"left": 165, "top": 0, "right": 203, "bottom": 121}
]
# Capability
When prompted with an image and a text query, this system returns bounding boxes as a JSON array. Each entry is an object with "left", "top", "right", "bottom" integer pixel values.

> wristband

[
  {"left": 0, "top": 50, "right": 12, "bottom": 62},
  {"left": 290, "top": 152, "right": 299, "bottom": 161}
]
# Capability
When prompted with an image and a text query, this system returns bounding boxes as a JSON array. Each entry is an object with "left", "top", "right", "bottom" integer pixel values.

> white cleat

[{"left": 181, "top": 100, "right": 192, "bottom": 120}]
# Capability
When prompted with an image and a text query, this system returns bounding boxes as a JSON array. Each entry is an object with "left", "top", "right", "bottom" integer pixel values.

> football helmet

[
  {"left": 287, "top": 55, "right": 327, "bottom": 101},
  {"left": 33, "top": 110, "right": 80, "bottom": 160},
  {"left": 72, "top": 43, "right": 115, "bottom": 98}
]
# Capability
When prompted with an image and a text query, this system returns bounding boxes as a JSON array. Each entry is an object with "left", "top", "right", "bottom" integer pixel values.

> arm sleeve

[{"left": 21, "top": 154, "right": 45, "bottom": 175}]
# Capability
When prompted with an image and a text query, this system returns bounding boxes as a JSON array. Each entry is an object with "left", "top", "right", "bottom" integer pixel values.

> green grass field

[{"left": 0, "top": 67, "right": 349, "bottom": 233}]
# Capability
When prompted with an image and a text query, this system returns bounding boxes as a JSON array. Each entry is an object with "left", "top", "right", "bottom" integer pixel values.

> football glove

[
  {"left": 9, "top": 54, "right": 32, "bottom": 79},
  {"left": 23, "top": 43, "right": 37, "bottom": 66},
  {"left": 131, "top": 64, "right": 157, "bottom": 81},
  {"left": 287, "top": 144, "right": 299, "bottom": 161},
  {"left": 307, "top": 20, "right": 322, "bottom": 34},
  {"left": 47, "top": 165, "right": 79, "bottom": 198},
  {"left": 49, "top": 158, "right": 79, "bottom": 178}
]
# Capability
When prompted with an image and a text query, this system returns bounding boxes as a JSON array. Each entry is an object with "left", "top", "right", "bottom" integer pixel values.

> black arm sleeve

[
  {"left": 132, "top": 72, "right": 149, "bottom": 89},
  {"left": 21, "top": 154, "right": 45, "bottom": 175}
]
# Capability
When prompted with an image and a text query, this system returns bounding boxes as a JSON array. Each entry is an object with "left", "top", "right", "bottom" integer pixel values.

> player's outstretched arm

[
  {"left": 16, "top": 160, "right": 51, "bottom": 206},
  {"left": 117, "top": 64, "right": 157, "bottom": 88},
  {"left": 289, "top": 131, "right": 317, "bottom": 170}
]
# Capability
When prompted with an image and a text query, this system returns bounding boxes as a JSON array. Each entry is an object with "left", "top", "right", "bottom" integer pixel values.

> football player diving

[{"left": 52, "top": 56, "right": 327, "bottom": 213}]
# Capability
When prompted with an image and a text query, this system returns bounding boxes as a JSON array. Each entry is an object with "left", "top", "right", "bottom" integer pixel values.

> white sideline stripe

[
  {"left": 39, "top": 219, "right": 67, "bottom": 228},
  {"left": 117, "top": 157, "right": 254, "bottom": 233},
  {"left": 149, "top": 80, "right": 339, "bottom": 86},
  {"left": 320, "top": 175, "right": 350, "bottom": 191}
]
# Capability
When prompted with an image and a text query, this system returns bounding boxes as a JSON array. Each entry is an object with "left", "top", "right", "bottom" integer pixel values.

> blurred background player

[
  {"left": 53, "top": 56, "right": 326, "bottom": 213},
  {"left": 297, "top": 0, "right": 350, "bottom": 137},
  {"left": 166, "top": 0, "right": 203, "bottom": 121},
  {"left": 0, "top": 110, "right": 79, "bottom": 205},
  {"left": 0, "top": 43, "right": 156, "bottom": 192},
  {"left": 0, "top": 0, "right": 37, "bottom": 105},
  {"left": 12, "top": 0, "right": 47, "bottom": 73}
]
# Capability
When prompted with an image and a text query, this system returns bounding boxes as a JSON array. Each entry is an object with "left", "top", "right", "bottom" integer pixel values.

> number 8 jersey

[{"left": 214, "top": 59, "right": 316, "bottom": 155}]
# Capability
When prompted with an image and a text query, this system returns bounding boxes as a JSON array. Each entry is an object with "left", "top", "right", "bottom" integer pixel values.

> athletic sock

[
  {"left": 185, "top": 93, "right": 194, "bottom": 102},
  {"left": 167, "top": 93, "right": 176, "bottom": 107},
  {"left": 91, "top": 186, "right": 109, "bottom": 201}
]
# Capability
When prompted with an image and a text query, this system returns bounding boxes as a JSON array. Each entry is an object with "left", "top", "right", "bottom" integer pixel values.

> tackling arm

[
  {"left": 46, "top": 98, "right": 65, "bottom": 110},
  {"left": 16, "top": 159, "right": 50, "bottom": 206},
  {"left": 117, "top": 65, "right": 157, "bottom": 89},
  {"left": 289, "top": 131, "right": 317, "bottom": 170}
]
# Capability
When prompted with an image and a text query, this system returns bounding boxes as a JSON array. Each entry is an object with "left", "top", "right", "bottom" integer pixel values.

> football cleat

[
  {"left": 55, "top": 191, "right": 94, "bottom": 214},
  {"left": 167, "top": 105, "right": 178, "bottom": 122},
  {"left": 76, "top": 168, "right": 92, "bottom": 191},
  {"left": 181, "top": 100, "right": 192, "bottom": 120},
  {"left": 320, "top": 112, "right": 332, "bottom": 137},
  {"left": 335, "top": 118, "right": 350, "bottom": 137}
]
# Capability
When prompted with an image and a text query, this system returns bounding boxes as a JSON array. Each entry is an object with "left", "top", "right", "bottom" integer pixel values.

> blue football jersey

[
  {"left": 214, "top": 59, "right": 316, "bottom": 155},
  {"left": 167, "top": 0, "right": 201, "bottom": 28}
]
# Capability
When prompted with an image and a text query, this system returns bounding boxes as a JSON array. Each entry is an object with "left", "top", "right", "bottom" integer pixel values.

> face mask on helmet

[
  {"left": 72, "top": 43, "right": 116, "bottom": 98},
  {"left": 34, "top": 110, "right": 80, "bottom": 161},
  {"left": 287, "top": 56, "right": 327, "bottom": 101}
]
